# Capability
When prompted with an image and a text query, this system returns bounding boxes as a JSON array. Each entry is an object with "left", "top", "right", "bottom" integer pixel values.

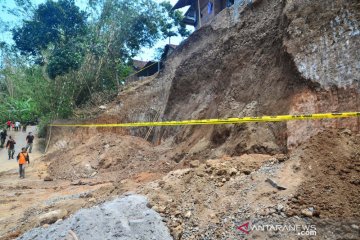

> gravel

[{"left": 17, "top": 194, "right": 172, "bottom": 240}]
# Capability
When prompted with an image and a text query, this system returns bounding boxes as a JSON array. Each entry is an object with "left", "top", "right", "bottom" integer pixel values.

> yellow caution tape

[
  {"left": 126, "top": 61, "right": 159, "bottom": 80},
  {"left": 50, "top": 112, "right": 360, "bottom": 128}
]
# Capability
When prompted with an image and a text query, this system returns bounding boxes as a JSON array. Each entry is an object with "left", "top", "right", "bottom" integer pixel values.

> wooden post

[{"left": 198, "top": 0, "right": 202, "bottom": 28}]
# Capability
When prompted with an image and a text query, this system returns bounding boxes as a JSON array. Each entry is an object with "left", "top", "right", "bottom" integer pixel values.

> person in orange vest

[{"left": 17, "top": 147, "right": 30, "bottom": 179}]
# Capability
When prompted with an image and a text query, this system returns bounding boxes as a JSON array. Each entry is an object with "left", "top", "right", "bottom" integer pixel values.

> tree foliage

[
  {"left": 159, "top": 1, "right": 191, "bottom": 43},
  {"left": 12, "top": 0, "right": 88, "bottom": 79},
  {"left": 1, "top": 0, "right": 192, "bottom": 126}
]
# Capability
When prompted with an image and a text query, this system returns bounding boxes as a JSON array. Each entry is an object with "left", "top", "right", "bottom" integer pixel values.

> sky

[
  {"left": 137, "top": 0, "right": 190, "bottom": 61},
  {"left": 0, "top": 0, "right": 192, "bottom": 61}
]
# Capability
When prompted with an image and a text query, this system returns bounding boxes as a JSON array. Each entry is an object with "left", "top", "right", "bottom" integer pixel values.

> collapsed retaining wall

[{"left": 51, "top": 0, "right": 360, "bottom": 160}]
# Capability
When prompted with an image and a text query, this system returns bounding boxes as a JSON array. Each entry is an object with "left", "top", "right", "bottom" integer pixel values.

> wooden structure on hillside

[
  {"left": 172, "top": 0, "right": 234, "bottom": 29},
  {"left": 127, "top": 44, "right": 178, "bottom": 83}
]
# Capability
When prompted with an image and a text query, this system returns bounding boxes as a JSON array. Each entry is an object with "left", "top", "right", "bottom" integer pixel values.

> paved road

[{"left": 0, "top": 126, "right": 38, "bottom": 172}]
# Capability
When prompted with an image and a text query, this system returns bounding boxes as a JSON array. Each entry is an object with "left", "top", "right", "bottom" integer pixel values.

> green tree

[
  {"left": 12, "top": 0, "right": 88, "bottom": 79},
  {"left": 159, "top": 1, "right": 191, "bottom": 44}
]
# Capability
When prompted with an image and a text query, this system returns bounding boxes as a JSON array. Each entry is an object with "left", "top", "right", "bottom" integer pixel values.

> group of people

[
  {"left": 6, "top": 120, "right": 27, "bottom": 132},
  {"left": 1, "top": 126, "right": 35, "bottom": 179}
]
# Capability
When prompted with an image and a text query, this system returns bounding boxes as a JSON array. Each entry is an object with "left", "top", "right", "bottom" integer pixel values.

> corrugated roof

[
  {"left": 168, "top": 44, "right": 178, "bottom": 49},
  {"left": 172, "top": 0, "right": 195, "bottom": 10},
  {"left": 132, "top": 60, "right": 148, "bottom": 69}
]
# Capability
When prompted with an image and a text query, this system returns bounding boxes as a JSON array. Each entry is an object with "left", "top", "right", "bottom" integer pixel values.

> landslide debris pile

[
  {"left": 140, "top": 129, "right": 360, "bottom": 240},
  {"left": 47, "top": 133, "right": 176, "bottom": 181},
  {"left": 288, "top": 129, "right": 360, "bottom": 219}
]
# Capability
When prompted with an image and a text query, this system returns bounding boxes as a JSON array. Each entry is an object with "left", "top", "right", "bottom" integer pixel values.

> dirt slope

[{"left": 289, "top": 129, "right": 360, "bottom": 219}]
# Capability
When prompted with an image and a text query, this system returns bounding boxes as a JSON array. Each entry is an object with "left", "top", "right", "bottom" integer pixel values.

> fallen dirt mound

[
  {"left": 138, "top": 129, "right": 360, "bottom": 239},
  {"left": 1, "top": 129, "right": 359, "bottom": 240},
  {"left": 46, "top": 134, "right": 178, "bottom": 181},
  {"left": 289, "top": 129, "right": 360, "bottom": 219},
  {"left": 17, "top": 194, "right": 172, "bottom": 240},
  {"left": 140, "top": 154, "right": 298, "bottom": 239}
]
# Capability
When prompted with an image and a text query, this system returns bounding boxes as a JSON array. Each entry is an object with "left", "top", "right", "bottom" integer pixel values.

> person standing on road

[
  {"left": 6, "top": 136, "right": 16, "bottom": 160},
  {"left": 6, "top": 120, "right": 11, "bottom": 130},
  {"left": 15, "top": 121, "right": 20, "bottom": 131},
  {"left": 17, "top": 147, "right": 30, "bottom": 179},
  {"left": 26, "top": 132, "right": 34, "bottom": 153},
  {"left": 0, "top": 129, "right": 7, "bottom": 148},
  {"left": 22, "top": 123, "right": 27, "bottom": 132}
]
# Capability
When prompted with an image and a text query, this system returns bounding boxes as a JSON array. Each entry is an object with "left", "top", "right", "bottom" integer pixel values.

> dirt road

[
  {"left": 0, "top": 126, "right": 40, "bottom": 173},
  {"left": 0, "top": 126, "right": 120, "bottom": 239}
]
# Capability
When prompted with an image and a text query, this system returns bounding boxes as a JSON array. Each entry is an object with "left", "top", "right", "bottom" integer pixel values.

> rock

[
  {"left": 242, "top": 169, "right": 251, "bottom": 175},
  {"left": 266, "top": 208, "right": 276, "bottom": 215},
  {"left": 301, "top": 209, "right": 313, "bottom": 217},
  {"left": 276, "top": 204, "right": 284, "bottom": 212},
  {"left": 43, "top": 176, "right": 53, "bottom": 181},
  {"left": 292, "top": 163, "right": 301, "bottom": 172},
  {"left": 158, "top": 180, "right": 166, "bottom": 188},
  {"left": 55, "top": 219, "right": 63, "bottom": 224},
  {"left": 90, "top": 172, "right": 97, "bottom": 177},
  {"left": 43, "top": 224, "right": 49, "bottom": 228},
  {"left": 99, "top": 105, "right": 107, "bottom": 110},
  {"left": 184, "top": 211, "right": 192, "bottom": 218},
  {"left": 265, "top": 178, "right": 287, "bottom": 190},
  {"left": 153, "top": 205, "right": 166, "bottom": 214},
  {"left": 171, "top": 225, "right": 183, "bottom": 240},
  {"left": 351, "top": 224, "right": 359, "bottom": 230},
  {"left": 276, "top": 154, "right": 288, "bottom": 162},
  {"left": 80, "top": 192, "right": 93, "bottom": 198},
  {"left": 342, "top": 129, "right": 352, "bottom": 135},
  {"left": 38, "top": 209, "right": 68, "bottom": 225},
  {"left": 229, "top": 168, "right": 237, "bottom": 176},
  {"left": 285, "top": 209, "right": 296, "bottom": 217},
  {"left": 312, "top": 210, "right": 321, "bottom": 217},
  {"left": 216, "top": 169, "right": 227, "bottom": 176},
  {"left": 71, "top": 180, "right": 86, "bottom": 186},
  {"left": 190, "top": 160, "right": 200, "bottom": 168},
  {"left": 88, "top": 198, "right": 96, "bottom": 203},
  {"left": 174, "top": 210, "right": 181, "bottom": 217},
  {"left": 146, "top": 202, "right": 153, "bottom": 208},
  {"left": 222, "top": 178, "right": 227, "bottom": 183}
]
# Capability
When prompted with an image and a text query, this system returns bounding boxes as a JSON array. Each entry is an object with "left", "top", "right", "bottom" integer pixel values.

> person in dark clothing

[
  {"left": 17, "top": 147, "right": 30, "bottom": 178},
  {"left": 0, "top": 129, "right": 7, "bottom": 148},
  {"left": 26, "top": 132, "right": 34, "bottom": 153},
  {"left": 6, "top": 136, "right": 16, "bottom": 160}
]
